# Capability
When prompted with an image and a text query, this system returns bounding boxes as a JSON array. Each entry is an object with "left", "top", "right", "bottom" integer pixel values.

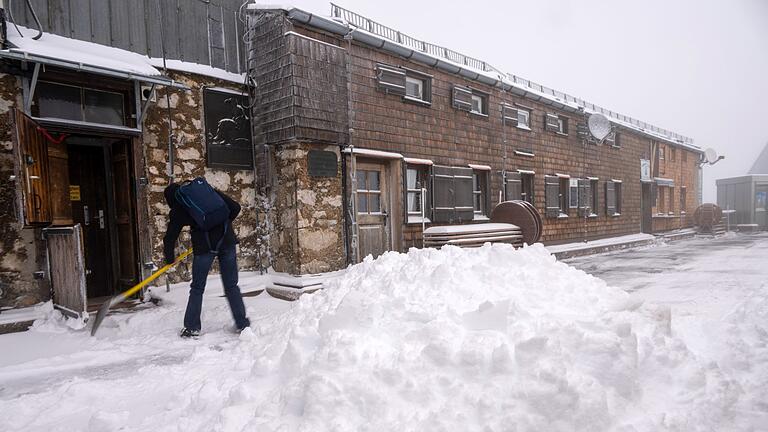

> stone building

[
  {"left": 246, "top": 4, "right": 703, "bottom": 276},
  {"left": 0, "top": 0, "right": 263, "bottom": 313}
]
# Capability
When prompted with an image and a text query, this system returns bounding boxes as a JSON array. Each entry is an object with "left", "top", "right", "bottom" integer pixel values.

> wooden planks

[{"left": 45, "top": 225, "right": 88, "bottom": 317}]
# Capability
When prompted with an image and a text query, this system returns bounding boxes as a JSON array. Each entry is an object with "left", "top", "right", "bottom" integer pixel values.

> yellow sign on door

[{"left": 69, "top": 185, "right": 81, "bottom": 201}]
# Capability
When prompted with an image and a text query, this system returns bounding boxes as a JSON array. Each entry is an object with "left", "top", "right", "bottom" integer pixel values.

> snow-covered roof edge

[
  {"left": 149, "top": 59, "right": 246, "bottom": 86},
  {"left": 252, "top": 4, "right": 701, "bottom": 153}
]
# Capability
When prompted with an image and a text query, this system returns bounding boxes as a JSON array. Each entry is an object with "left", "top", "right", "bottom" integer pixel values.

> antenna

[{"left": 587, "top": 113, "right": 612, "bottom": 143}]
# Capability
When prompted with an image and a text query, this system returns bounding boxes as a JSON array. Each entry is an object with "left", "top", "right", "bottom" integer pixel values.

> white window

[
  {"left": 517, "top": 108, "right": 530, "bottom": 129},
  {"left": 406, "top": 166, "right": 428, "bottom": 216},
  {"left": 471, "top": 93, "right": 485, "bottom": 115},
  {"left": 557, "top": 117, "right": 568, "bottom": 134},
  {"left": 569, "top": 178, "right": 579, "bottom": 208},
  {"left": 356, "top": 170, "right": 381, "bottom": 214},
  {"left": 405, "top": 76, "right": 425, "bottom": 101},
  {"left": 472, "top": 170, "right": 488, "bottom": 217}
]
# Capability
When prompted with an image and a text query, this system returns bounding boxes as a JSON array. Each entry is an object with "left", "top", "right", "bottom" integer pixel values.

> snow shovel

[{"left": 91, "top": 249, "right": 193, "bottom": 336}]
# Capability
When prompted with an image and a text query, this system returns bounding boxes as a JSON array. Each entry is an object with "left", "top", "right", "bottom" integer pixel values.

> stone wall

[
  {"left": 0, "top": 74, "right": 50, "bottom": 309},
  {"left": 142, "top": 70, "right": 266, "bottom": 281},
  {"left": 270, "top": 142, "right": 345, "bottom": 274}
]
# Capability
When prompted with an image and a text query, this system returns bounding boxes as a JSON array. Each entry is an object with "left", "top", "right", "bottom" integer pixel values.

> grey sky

[{"left": 281, "top": 0, "right": 768, "bottom": 201}]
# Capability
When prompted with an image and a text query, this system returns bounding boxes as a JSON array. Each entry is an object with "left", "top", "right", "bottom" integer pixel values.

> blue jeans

[{"left": 183, "top": 244, "right": 249, "bottom": 331}]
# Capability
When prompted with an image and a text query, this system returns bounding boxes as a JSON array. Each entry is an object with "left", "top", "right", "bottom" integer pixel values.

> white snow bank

[{"left": 0, "top": 245, "right": 743, "bottom": 431}]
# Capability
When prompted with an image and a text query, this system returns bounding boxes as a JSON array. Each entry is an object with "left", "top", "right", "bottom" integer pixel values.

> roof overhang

[{"left": 0, "top": 49, "right": 189, "bottom": 90}]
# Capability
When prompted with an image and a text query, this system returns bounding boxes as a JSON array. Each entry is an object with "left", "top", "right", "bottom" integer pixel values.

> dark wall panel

[
  {"left": 159, "top": 0, "right": 180, "bottom": 59},
  {"left": 144, "top": 0, "right": 164, "bottom": 58},
  {"left": 89, "top": 0, "right": 110, "bottom": 46},
  {"left": 109, "top": 0, "right": 131, "bottom": 50},
  {"left": 47, "top": 0, "right": 71, "bottom": 36},
  {"left": 69, "top": 0, "right": 92, "bottom": 40},
  {"left": 178, "top": 0, "right": 209, "bottom": 64},
  {"left": 128, "top": 0, "right": 148, "bottom": 54}
]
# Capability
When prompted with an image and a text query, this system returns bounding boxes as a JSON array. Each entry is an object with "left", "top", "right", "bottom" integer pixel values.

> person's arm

[
  {"left": 219, "top": 191, "right": 241, "bottom": 220},
  {"left": 163, "top": 208, "right": 184, "bottom": 264}
]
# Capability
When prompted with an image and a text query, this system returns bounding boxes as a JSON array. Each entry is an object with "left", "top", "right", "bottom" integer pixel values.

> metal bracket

[{"left": 23, "top": 62, "right": 40, "bottom": 114}]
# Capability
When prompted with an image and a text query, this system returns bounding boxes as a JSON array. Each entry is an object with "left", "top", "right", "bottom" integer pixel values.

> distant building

[{"left": 717, "top": 142, "right": 768, "bottom": 230}]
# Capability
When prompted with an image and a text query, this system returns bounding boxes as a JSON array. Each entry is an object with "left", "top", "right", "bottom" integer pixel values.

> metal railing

[{"left": 329, "top": 3, "right": 694, "bottom": 146}]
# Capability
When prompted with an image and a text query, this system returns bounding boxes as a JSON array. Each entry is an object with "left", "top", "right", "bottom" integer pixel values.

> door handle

[{"left": 94, "top": 210, "right": 105, "bottom": 229}]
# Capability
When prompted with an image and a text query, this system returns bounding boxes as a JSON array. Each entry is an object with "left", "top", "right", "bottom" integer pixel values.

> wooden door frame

[{"left": 348, "top": 155, "right": 403, "bottom": 263}]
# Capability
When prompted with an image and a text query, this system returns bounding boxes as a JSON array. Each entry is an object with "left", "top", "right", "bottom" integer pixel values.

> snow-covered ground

[{"left": 1, "top": 235, "right": 766, "bottom": 431}]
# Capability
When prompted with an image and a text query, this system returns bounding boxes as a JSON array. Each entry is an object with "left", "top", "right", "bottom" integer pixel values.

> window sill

[
  {"left": 403, "top": 95, "right": 431, "bottom": 106},
  {"left": 555, "top": 132, "right": 568, "bottom": 137},
  {"left": 588, "top": 214, "right": 598, "bottom": 218},
  {"left": 473, "top": 215, "right": 490, "bottom": 222},
  {"left": 469, "top": 111, "right": 489, "bottom": 118},
  {"left": 407, "top": 216, "right": 431, "bottom": 224},
  {"left": 653, "top": 214, "right": 676, "bottom": 219},
  {"left": 558, "top": 213, "right": 569, "bottom": 219},
  {"left": 516, "top": 125, "right": 532, "bottom": 131},
  {"left": 611, "top": 213, "right": 622, "bottom": 217}
]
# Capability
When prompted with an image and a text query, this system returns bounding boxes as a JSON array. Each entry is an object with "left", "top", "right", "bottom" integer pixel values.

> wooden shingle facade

[{"left": 247, "top": 5, "right": 703, "bottom": 272}]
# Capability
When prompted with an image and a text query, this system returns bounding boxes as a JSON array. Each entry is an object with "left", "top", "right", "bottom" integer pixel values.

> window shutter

[
  {"left": 505, "top": 172, "right": 522, "bottom": 201},
  {"left": 545, "top": 113, "right": 560, "bottom": 132},
  {"left": 14, "top": 109, "right": 53, "bottom": 225},
  {"left": 432, "top": 165, "right": 455, "bottom": 223},
  {"left": 606, "top": 181, "right": 616, "bottom": 216},
  {"left": 502, "top": 105, "right": 518, "bottom": 126},
  {"left": 375, "top": 64, "right": 406, "bottom": 96},
  {"left": 452, "top": 85, "right": 473, "bottom": 111},
  {"left": 578, "top": 179, "right": 590, "bottom": 217},
  {"left": 544, "top": 175, "right": 561, "bottom": 218},
  {"left": 453, "top": 167, "right": 474, "bottom": 222}
]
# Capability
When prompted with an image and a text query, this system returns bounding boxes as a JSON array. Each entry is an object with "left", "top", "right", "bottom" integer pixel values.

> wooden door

[
  {"left": 356, "top": 162, "right": 390, "bottom": 260},
  {"left": 68, "top": 145, "right": 113, "bottom": 298},
  {"left": 111, "top": 140, "right": 138, "bottom": 292},
  {"left": 44, "top": 225, "right": 87, "bottom": 317},
  {"left": 13, "top": 109, "right": 51, "bottom": 225}
]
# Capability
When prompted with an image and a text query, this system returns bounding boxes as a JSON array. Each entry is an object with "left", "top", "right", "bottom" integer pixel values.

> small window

[
  {"left": 405, "top": 164, "right": 430, "bottom": 222},
  {"left": 521, "top": 172, "right": 534, "bottom": 203},
  {"left": 590, "top": 179, "right": 599, "bottom": 216},
  {"left": 671, "top": 149, "right": 677, "bottom": 162},
  {"left": 472, "top": 170, "right": 489, "bottom": 218},
  {"left": 606, "top": 180, "right": 622, "bottom": 216},
  {"left": 517, "top": 108, "right": 531, "bottom": 129},
  {"left": 569, "top": 178, "right": 579, "bottom": 208},
  {"left": 357, "top": 170, "right": 382, "bottom": 214},
  {"left": 658, "top": 147, "right": 665, "bottom": 160},
  {"left": 669, "top": 187, "right": 675, "bottom": 215},
  {"left": 470, "top": 93, "right": 487, "bottom": 115},
  {"left": 36, "top": 81, "right": 126, "bottom": 126},
  {"left": 404, "top": 73, "right": 431, "bottom": 104},
  {"left": 544, "top": 113, "right": 566, "bottom": 134},
  {"left": 657, "top": 185, "right": 666, "bottom": 214},
  {"left": 680, "top": 187, "right": 687, "bottom": 213},
  {"left": 557, "top": 117, "right": 568, "bottom": 135}
]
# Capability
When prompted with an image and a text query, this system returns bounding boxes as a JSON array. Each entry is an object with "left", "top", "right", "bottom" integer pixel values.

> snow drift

[
  {"left": 232, "top": 244, "right": 739, "bottom": 432},
  {"left": 1, "top": 244, "right": 742, "bottom": 431}
]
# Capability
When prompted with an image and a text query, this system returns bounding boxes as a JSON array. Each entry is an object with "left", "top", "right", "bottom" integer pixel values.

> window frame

[
  {"left": 556, "top": 116, "right": 569, "bottom": 135},
  {"left": 471, "top": 169, "right": 490, "bottom": 219},
  {"left": 470, "top": 91, "right": 488, "bottom": 116},
  {"left": 569, "top": 178, "right": 579, "bottom": 209},
  {"left": 404, "top": 163, "right": 431, "bottom": 224},
  {"left": 680, "top": 186, "right": 687, "bottom": 214},
  {"left": 402, "top": 70, "right": 432, "bottom": 105},
  {"left": 559, "top": 177, "right": 570, "bottom": 216},
  {"left": 517, "top": 108, "right": 531, "bottom": 130},
  {"left": 356, "top": 169, "right": 383, "bottom": 215},
  {"left": 590, "top": 178, "right": 599, "bottom": 217},
  {"left": 35, "top": 80, "right": 129, "bottom": 127},
  {"left": 520, "top": 171, "right": 534, "bottom": 203}
]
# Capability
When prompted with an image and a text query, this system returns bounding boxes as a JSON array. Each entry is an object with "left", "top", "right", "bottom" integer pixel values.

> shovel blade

[{"left": 90, "top": 296, "right": 117, "bottom": 336}]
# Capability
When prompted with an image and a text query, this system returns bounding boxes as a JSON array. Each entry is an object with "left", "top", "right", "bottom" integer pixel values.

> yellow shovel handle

[{"left": 112, "top": 249, "right": 193, "bottom": 305}]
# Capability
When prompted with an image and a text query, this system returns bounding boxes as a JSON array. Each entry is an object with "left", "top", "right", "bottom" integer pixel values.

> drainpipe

[
  {"left": 157, "top": 2, "right": 175, "bottom": 184},
  {"left": 343, "top": 29, "right": 358, "bottom": 265}
]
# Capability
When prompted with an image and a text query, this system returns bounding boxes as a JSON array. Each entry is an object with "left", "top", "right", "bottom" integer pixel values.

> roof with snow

[
  {"left": 749, "top": 142, "right": 768, "bottom": 175},
  {"left": 250, "top": 3, "right": 700, "bottom": 152},
  {"left": 1, "top": 26, "right": 245, "bottom": 86}
]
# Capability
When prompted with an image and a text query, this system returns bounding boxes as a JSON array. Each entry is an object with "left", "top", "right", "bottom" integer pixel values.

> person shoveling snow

[{"left": 163, "top": 177, "right": 250, "bottom": 338}]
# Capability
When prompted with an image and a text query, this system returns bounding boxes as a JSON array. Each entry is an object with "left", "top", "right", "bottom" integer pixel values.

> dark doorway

[
  {"left": 641, "top": 182, "right": 653, "bottom": 234},
  {"left": 67, "top": 137, "right": 139, "bottom": 298}
]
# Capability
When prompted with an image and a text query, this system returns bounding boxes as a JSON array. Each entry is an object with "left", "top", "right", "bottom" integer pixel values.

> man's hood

[{"left": 164, "top": 183, "right": 180, "bottom": 207}]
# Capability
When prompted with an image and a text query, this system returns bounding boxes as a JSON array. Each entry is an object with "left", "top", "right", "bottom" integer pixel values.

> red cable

[{"left": 36, "top": 126, "right": 68, "bottom": 145}]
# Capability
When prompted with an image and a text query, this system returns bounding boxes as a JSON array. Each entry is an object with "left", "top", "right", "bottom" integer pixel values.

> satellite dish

[
  {"left": 587, "top": 113, "right": 612, "bottom": 141},
  {"left": 704, "top": 148, "right": 718, "bottom": 164}
]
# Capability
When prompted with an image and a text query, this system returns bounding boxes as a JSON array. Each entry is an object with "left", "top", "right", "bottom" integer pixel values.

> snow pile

[
  {"left": 220, "top": 244, "right": 737, "bottom": 431},
  {"left": 0, "top": 244, "right": 744, "bottom": 431}
]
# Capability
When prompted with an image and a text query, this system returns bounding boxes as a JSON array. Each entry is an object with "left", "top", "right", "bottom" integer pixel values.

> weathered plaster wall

[
  {"left": 142, "top": 71, "right": 266, "bottom": 281},
  {"left": 271, "top": 142, "right": 345, "bottom": 275},
  {"left": 0, "top": 73, "right": 50, "bottom": 308}
]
